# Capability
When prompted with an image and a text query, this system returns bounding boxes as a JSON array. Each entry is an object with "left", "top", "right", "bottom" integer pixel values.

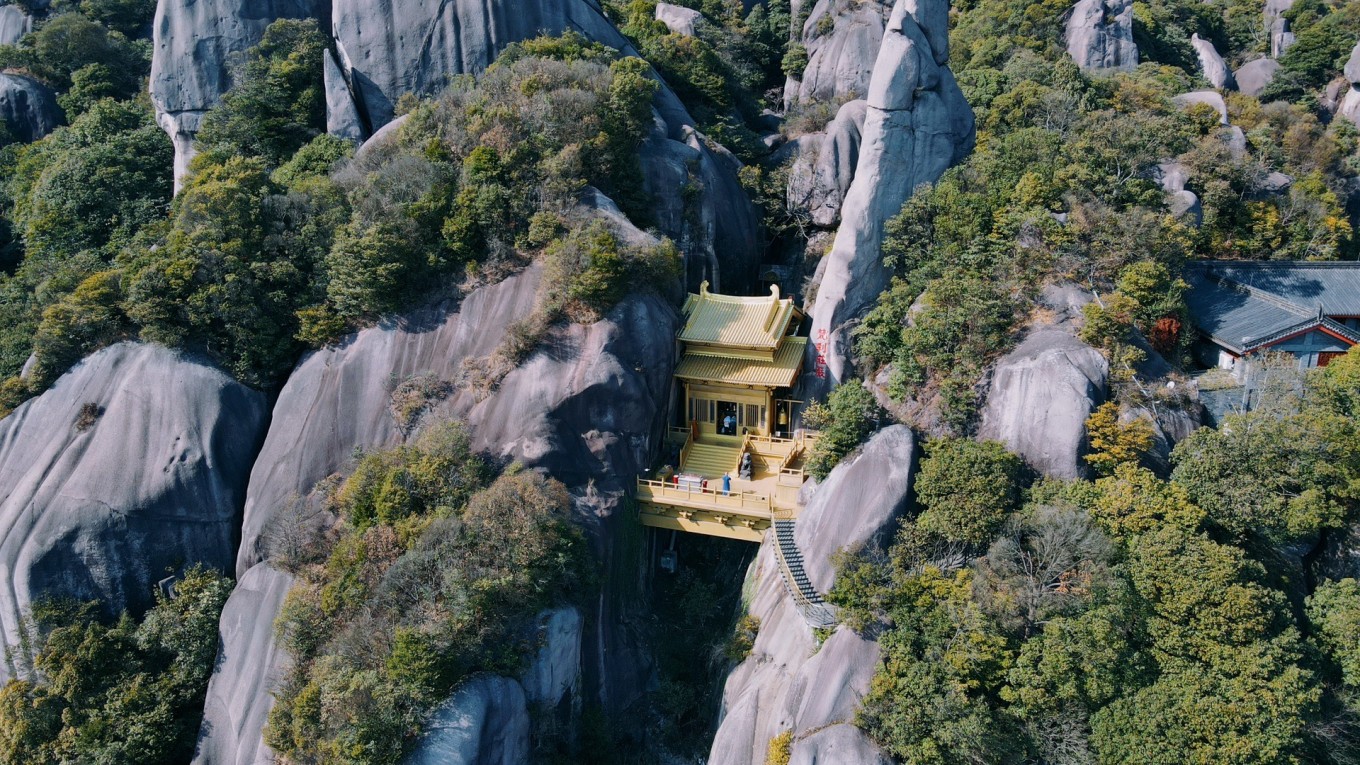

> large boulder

[
  {"left": 708, "top": 426, "right": 915, "bottom": 765},
  {"left": 519, "top": 607, "right": 583, "bottom": 711},
  {"left": 0, "top": 73, "right": 61, "bottom": 144},
  {"left": 1066, "top": 0, "right": 1137, "bottom": 71},
  {"left": 149, "top": 0, "right": 319, "bottom": 189},
  {"left": 1265, "top": 0, "right": 1296, "bottom": 58},
  {"left": 803, "top": 0, "right": 974, "bottom": 395},
  {"left": 404, "top": 676, "right": 531, "bottom": 765},
  {"left": 1173, "top": 90, "right": 1229, "bottom": 124},
  {"left": 786, "top": 0, "right": 892, "bottom": 107},
  {"left": 786, "top": 99, "right": 867, "bottom": 228},
  {"left": 0, "top": 6, "right": 32, "bottom": 46},
  {"left": 330, "top": 0, "right": 630, "bottom": 131},
  {"left": 1235, "top": 57, "right": 1280, "bottom": 97},
  {"left": 0, "top": 342, "right": 265, "bottom": 680},
  {"left": 324, "top": 46, "right": 365, "bottom": 142},
  {"left": 1191, "top": 33, "right": 1236, "bottom": 90},
  {"left": 192, "top": 563, "right": 295, "bottom": 765},
  {"left": 978, "top": 294, "right": 1109, "bottom": 479},
  {"left": 655, "top": 2, "right": 703, "bottom": 36},
  {"left": 1341, "top": 42, "right": 1360, "bottom": 128}
]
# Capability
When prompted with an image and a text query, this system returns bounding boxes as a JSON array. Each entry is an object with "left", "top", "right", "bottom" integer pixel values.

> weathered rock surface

[
  {"left": 404, "top": 676, "right": 531, "bottom": 765},
  {"left": 0, "top": 6, "right": 32, "bottom": 46},
  {"left": 1235, "top": 57, "right": 1279, "bottom": 97},
  {"left": 0, "top": 73, "right": 61, "bottom": 144},
  {"left": 0, "top": 342, "right": 265, "bottom": 680},
  {"left": 1191, "top": 33, "right": 1236, "bottom": 90},
  {"left": 331, "top": 0, "right": 630, "bottom": 130},
  {"left": 656, "top": 2, "right": 703, "bottom": 36},
  {"left": 324, "top": 47, "right": 365, "bottom": 142},
  {"left": 804, "top": 0, "right": 974, "bottom": 393},
  {"left": 789, "top": 724, "right": 895, "bottom": 765},
  {"left": 192, "top": 563, "right": 295, "bottom": 765},
  {"left": 786, "top": 99, "right": 867, "bottom": 228},
  {"left": 787, "top": 0, "right": 892, "bottom": 106},
  {"left": 223, "top": 199, "right": 674, "bottom": 761},
  {"left": 1066, "top": 0, "right": 1137, "bottom": 71},
  {"left": 519, "top": 606, "right": 583, "bottom": 711},
  {"left": 149, "top": 0, "right": 319, "bottom": 188},
  {"left": 709, "top": 426, "right": 914, "bottom": 765},
  {"left": 641, "top": 125, "right": 761, "bottom": 291},
  {"left": 1265, "top": 0, "right": 1296, "bottom": 58},
  {"left": 1155, "top": 161, "right": 1201, "bottom": 225},
  {"left": 1173, "top": 90, "right": 1229, "bottom": 124},
  {"left": 978, "top": 291, "right": 1109, "bottom": 479},
  {"left": 1341, "top": 42, "right": 1360, "bottom": 127}
]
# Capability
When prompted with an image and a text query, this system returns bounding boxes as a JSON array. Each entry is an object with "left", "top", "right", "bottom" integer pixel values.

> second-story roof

[
  {"left": 679, "top": 281, "right": 801, "bottom": 354},
  {"left": 1187, "top": 260, "right": 1360, "bottom": 354}
]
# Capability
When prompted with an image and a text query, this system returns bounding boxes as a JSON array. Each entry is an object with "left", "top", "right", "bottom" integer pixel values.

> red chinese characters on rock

[{"left": 814, "top": 329, "right": 828, "bottom": 379}]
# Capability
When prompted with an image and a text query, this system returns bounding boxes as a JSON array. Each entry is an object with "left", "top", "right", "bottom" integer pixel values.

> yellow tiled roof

[
  {"left": 679, "top": 282, "right": 799, "bottom": 351},
  {"left": 675, "top": 337, "right": 808, "bottom": 388}
]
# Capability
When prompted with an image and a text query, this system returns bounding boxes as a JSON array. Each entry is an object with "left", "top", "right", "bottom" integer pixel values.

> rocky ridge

[{"left": 803, "top": 0, "right": 975, "bottom": 394}]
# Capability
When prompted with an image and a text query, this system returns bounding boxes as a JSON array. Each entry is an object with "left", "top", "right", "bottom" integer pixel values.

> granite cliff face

[
  {"left": 785, "top": 0, "right": 892, "bottom": 107},
  {"left": 978, "top": 287, "right": 1109, "bottom": 479},
  {"left": 1065, "top": 0, "right": 1137, "bottom": 71},
  {"left": 149, "top": 0, "right": 320, "bottom": 188},
  {"left": 0, "top": 72, "right": 61, "bottom": 144},
  {"left": 709, "top": 425, "right": 915, "bottom": 765},
  {"left": 193, "top": 196, "right": 677, "bottom": 760},
  {"left": 0, "top": 342, "right": 265, "bottom": 681},
  {"left": 803, "top": 0, "right": 975, "bottom": 394}
]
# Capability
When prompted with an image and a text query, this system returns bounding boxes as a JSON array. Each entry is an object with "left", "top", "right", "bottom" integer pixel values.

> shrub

[
  {"left": 766, "top": 730, "right": 793, "bottom": 765},
  {"left": 725, "top": 615, "right": 760, "bottom": 662},
  {"left": 1083, "top": 401, "right": 1155, "bottom": 476},
  {"left": 803, "top": 382, "right": 881, "bottom": 479},
  {"left": 914, "top": 438, "right": 1024, "bottom": 545}
]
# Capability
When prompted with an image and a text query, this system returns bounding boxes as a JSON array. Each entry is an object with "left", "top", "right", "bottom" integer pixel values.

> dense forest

[{"left": 0, "top": 0, "right": 1355, "bottom": 763}]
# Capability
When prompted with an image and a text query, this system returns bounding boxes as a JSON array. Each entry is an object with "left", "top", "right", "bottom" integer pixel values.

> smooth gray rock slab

[
  {"left": 787, "top": 99, "right": 867, "bottom": 228},
  {"left": 192, "top": 563, "right": 295, "bottom": 765},
  {"left": 404, "top": 675, "right": 530, "bottom": 765},
  {"left": 1346, "top": 41, "right": 1360, "bottom": 86},
  {"left": 1066, "top": 0, "right": 1137, "bottom": 71},
  {"left": 641, "top": 125, "right": 760, "bottom": 291},
  {"left": 1341, "top": 87, "right": 1360, "bottom": 128},
  {"left": 1266, "top": 0, "right": 1296, "bottom": 58},
  {"left": 804, "top": 0, "right": 973, "bottom": 394},
  {"left": 519, "top": 607, "right": 582, "bottom": 709},
  {"left": 1173, "top": 90, "right": 1228, "bottom": 124},
  {"left": 0, "top": 343, "right": 265, "bottom": 680},
  {"left": 0, "top": 6, "right": 32, "bottom": 46},
  {"left": 790, "top": 0, "right": 892, "bottom": 106},
  {"left": 1235, "top": 58, "right": 1279, "bottom": 97},
  {"left": 0, "top": 73, "right": 60, "bottom": 144},
  {"left": 789, "top": 724, "right": 894, "bottom": 765},
  {"left": 1191, "top": 33, "right": 1236, "bottom": 90},
  {"left": 655, "top": 2, "right": 702, "bottom": 35},
  {"left": 324, "top": 47, "right": 365, "bottom": 142},
  {"left": 795, "top": 424, "right": 914, "bottom": 593},
  {"left": 978, "top": 323, "right": 1108, "bottom": 479},
  {"left": 709, "top": 428, "right": 915, "bottom": 765},
  {"left": 331, "top": 0, "right": 631, "bottom": 130}
]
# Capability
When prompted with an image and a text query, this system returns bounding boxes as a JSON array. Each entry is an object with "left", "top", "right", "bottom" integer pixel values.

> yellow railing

[{"left": 637, "top": 478, "right": 773, "bottom": 515}]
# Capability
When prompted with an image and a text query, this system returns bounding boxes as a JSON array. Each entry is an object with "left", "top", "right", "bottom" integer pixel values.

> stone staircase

[
  {"left": 682, "top": 442, "right": 740, "bottom": 478},
  {"left": 772, "top": 520, "right": 837, "bottom": 629}
]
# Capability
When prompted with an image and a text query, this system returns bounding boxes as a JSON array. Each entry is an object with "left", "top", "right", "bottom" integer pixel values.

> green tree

[
  {"left": 1084, "top": 402, "right": 1155, "bottom": 476},
  {"left": 1307, "top": 578, "right": 1360, "bottom": 689},
  {"left": 196, "top": 19, "right": 327, "bottom": 166},
  {"left": 914, "top": 438, "right": 1024, "bottom": 545},
  {"left": 802, "top": 382, "right": 881, "bottom": 479}
]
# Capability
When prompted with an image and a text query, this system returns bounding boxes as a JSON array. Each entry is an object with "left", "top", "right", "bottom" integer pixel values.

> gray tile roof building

[{"left": 1187, "top": 261, "right": 1360, "bottom": 355}]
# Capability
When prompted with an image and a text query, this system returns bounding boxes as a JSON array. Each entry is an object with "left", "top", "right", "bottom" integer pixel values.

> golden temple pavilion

[{"left": 637, "top": 282, "right": 815, "bottom": 542}]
